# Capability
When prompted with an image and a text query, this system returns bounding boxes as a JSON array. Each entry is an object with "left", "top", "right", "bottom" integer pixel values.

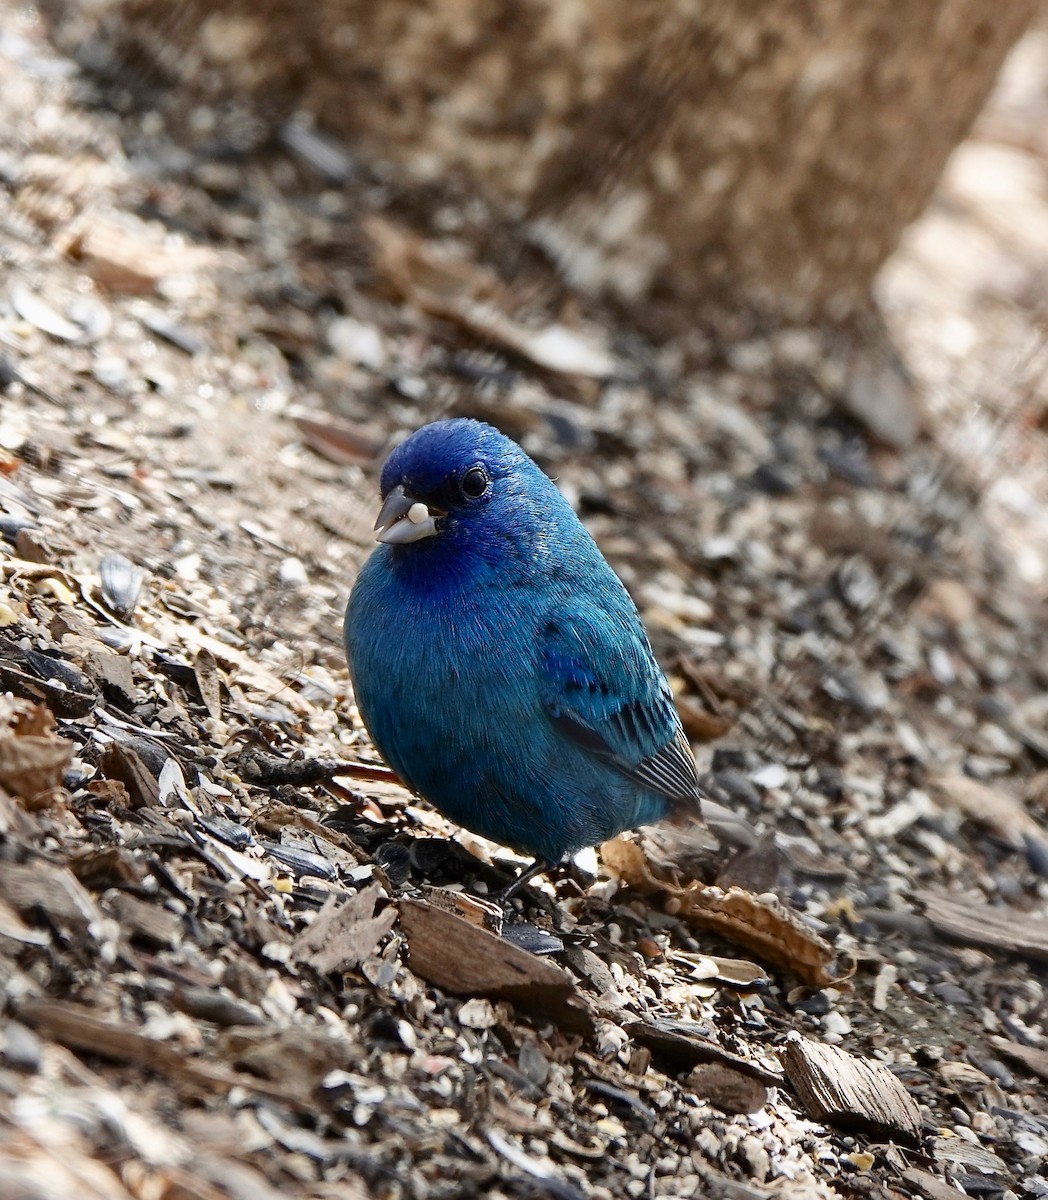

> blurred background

[{"left": 17, "top": 0, "right": 1048, "bottom": 580}]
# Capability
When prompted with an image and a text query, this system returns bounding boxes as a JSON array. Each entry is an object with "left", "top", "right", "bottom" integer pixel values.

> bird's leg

[{"left": 495, "top": 857, "right": 555, "bottom": 905}]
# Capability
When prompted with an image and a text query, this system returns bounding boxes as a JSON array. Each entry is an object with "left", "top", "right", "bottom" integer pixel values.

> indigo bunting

[{"left": 345, "top": 419, "right": 744, "bottom": 891}]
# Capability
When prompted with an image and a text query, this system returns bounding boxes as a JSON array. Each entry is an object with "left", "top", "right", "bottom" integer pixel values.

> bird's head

[{"left": 372, "top": 418, "right": 551, "bottom": 552}]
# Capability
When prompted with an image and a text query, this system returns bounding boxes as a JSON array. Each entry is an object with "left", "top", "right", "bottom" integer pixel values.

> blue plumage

[{"left": 344, "top": 418, "right": 707, "bottom": 867}]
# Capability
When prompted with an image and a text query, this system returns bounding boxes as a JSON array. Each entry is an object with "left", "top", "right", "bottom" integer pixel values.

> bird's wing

[{"left": 537, "top": 600, "right": 701, "bottom": 806}]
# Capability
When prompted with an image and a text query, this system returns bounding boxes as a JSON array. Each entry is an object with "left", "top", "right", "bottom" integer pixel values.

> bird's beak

[{"left": 374, "top": 484, "right": 441, "bottom": 544}]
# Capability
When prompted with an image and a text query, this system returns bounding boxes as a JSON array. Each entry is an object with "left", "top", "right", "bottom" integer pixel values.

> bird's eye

[{"left": 460, "top": 465, "right": 489, "bottom": 499}]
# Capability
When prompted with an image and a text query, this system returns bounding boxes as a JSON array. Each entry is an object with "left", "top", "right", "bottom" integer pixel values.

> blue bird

[{"left": 345, "top": 418, "right": 744, "bottom": 895}]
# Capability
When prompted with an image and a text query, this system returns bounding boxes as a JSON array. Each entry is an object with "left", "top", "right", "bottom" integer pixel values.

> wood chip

[
  {"left": 68, "top": 845, "right": 146, "bottom": 889},
  {"left": 687, "top": 1064, "right": 769, "bottom": 1115},
  {"left": 98, "top": 742, "right": 162, "bottom": 808},
  {"left": 782, "top": 1035, "right": 923, "bottom": 1142},
  {"left": 928, "top": 1136, "right": 1010, "bottom": 1180},
  {"left": 16, "top": 998, "right": 313, "bottom": 1111},
  {"left": 0, "top": 895, "right": 51, "bottom": 946},
  {"left": 917, "top": 890, "right": 1048, "bottom": 962},
  {"left": 0, "top": 656, "right": 97, "bottom": 719},
  {"left": 104, "top": 892, "right": 182, "bottom": 949},
  {"left": 929, "top": 772, "right": 1042, "bottom": 846},
  {"left": 290, "top": 883, "right": 397, "bottom": 974},
  {"left": 399, "top": 899, "right": 592, "bottom": 1032},
  {"left": 624, "top": 1019, "right": 783, "bottom": 1085},
  {"left": 989, "top": 1035, "right": 1048, "bottom": 1083},
  {"left": 66, "top": 216, "right": 190, "bottom": 294},
  {"left": 900, "top": 1168, "right": 968, "bottom": 1200},
  {"left": 0, "top": 860, "right": 103, "bottom": 932},
  {"left": 193, "top": 647, "right": 224, "bottom": 720}
]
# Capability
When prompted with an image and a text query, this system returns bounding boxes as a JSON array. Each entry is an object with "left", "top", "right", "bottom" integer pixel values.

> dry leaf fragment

[
  {"left": 291, "top": 884, "right": 397, "bottom": 974},
  {"left": 782, "top": 1035, "right": 923, "bottom": 1142},
  {"left": 98, "top": 742, "right": 162, "bottom": 808},
  {"left": 171, "top": 625, "right": 313, "bottom": 716},
  {"left": 0, "top": 694, "right": 73, "bottom": 801},
  {"left": 601, "top": 834, "right": 837, "bottom": 987},
  {"left": 66, "top": 215, "right": 205, "bottom": 294},
  {"left": 365, "top": 216, "right": 614, "bottom": 378},
  {"left": 194, "top": 648, "right": 224, "bottom": 720},
  {"left": 293, "top": 413, "right": 381, "bottom": 466}
]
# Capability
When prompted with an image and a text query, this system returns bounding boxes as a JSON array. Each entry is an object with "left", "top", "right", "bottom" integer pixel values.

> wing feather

[{"left": 538, "top": 603, "right": 701, "bottom": 808}]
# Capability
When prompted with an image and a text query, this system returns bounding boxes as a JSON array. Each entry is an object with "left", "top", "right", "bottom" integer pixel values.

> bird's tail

[{"left": 699, "top": 795, "right": 759, "bottom": 850}]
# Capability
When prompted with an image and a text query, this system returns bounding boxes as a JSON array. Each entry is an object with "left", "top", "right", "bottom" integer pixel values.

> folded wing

[{"left": 538, "top": 601, "right": 701, "bottom": 808}]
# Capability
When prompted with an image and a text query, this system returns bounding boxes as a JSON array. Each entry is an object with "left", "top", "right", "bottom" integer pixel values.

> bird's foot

[{"left": 494, "top": 857, "right": 555, "bottom": 906}]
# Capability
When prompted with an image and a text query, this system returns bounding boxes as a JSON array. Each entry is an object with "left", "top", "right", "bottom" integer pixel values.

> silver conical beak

[{"left": 374, "top": 484, "right": 440, "bottom": 544}]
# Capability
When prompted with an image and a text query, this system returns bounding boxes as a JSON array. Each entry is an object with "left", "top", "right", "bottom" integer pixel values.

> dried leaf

[
  {"left": 601, "top": 834, "right": 837, "bottom": 986},
  {"left": 171, "top": 625, "right": 313, "bottom": 715},
  {"left": 293, "top": 413, "right": 380, "bottom": 466},
  {"left": 0, "top": 695, "right": 73, "bottom": 801},
  {"left": 291, "top": 884, "right": 397, "bottom": 974}
]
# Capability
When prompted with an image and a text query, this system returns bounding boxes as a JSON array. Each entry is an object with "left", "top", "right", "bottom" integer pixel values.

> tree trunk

[{"left": 48, "top": 0, "right": 1035, "bottom": 322}]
